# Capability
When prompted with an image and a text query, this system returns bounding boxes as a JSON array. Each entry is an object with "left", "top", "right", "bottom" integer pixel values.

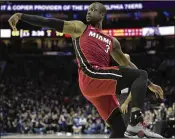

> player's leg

[
  {"left": 93, "top": 65, "right": 148, "bottom": 112},
  {"left": 79, "top": 66, "right": 162, "bottom": 138},
  {"left": 98, "top": 66, "right": 147, "bottom": 128},
  {"left": 115, "top": 66, "right": 163, "bottom": 138},
  {"left": 86, "top": 95, "right": 126, "bottom": 138},
  {"left": 97, "top": 66, "right": 162, "bottom": 138},
  {"left": 116, "top": 66, "right": 147, "bottom": 111},
  {"left": 107, "top": 108, "right": 126, "bottom": 138},
  {"left": 80, "top": 69, "right": 126, "bottom": 138}
]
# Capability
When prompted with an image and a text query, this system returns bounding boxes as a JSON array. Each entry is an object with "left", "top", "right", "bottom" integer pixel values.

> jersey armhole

[
  {"left": 110, "top": 37, "right": 115, "bottom": 53},
  {"left": 80, "top": 25, "right": 89, "bottom": 38}
]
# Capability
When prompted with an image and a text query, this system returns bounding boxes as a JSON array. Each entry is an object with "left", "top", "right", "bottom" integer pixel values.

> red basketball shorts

[{"left": 78, "top": 66, "right": 122, "bottom": 121}]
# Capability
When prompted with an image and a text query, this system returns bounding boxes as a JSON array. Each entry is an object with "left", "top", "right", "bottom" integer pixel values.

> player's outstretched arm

[
  {"left": 110, "top": 37, "right": 137, "bottom": 68},
  {"left": 8, "top": 13, "right": 86, "bottom": 38},
  {"left": 121, "top": 92, "right": 131, "bottom": 114},
  {"left": 110, "top": 37, "right": 164, "bottom": 99}
]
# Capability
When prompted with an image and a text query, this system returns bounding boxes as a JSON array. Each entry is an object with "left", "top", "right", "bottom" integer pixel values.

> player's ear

[{"left": 100, "top": 13, "right": 105, "bottom": 20}]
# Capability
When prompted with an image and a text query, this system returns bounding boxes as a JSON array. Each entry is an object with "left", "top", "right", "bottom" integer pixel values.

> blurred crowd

[
  {"left": 144, "top": 103, "right": 175, "bottom": 128},
  {"left": 0, "top": 74, "right": 174, "bottom": 135},
  {"left": 144, "top": 103, "right": 175, "bottom": 138},
  {"left": 0, "top": 74, "right": 110, "bottom": 135},
  {"left": 0, "top": 77, "right": 175, "bottom": 135}
]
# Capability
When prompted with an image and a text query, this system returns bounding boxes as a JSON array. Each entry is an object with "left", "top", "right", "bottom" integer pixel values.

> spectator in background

[
  {"left": 167, "top": 107, "right": 174, "bottom": 121},
  {"left": 33, "top": 118, "right": 46, "bottom": 134},
  {"left": 72, "top": 123, "right": 82, "bottom": 134},
  {"left": 84, "top": 119, "right": 96, "bottom": 134},
  {"left": 95, "top": 119, "right": 104, "bottom": 134},
  {"left": 104, "top": 122, "right": 110, "bottom": 134},
  {"left": 144, "top": 110, "right": 154, "bottom": 130},
  {"left": 65, "top": 113, "right": 73, "bottom": 134},
  {"left": 79, "top": 114, "right": 87, "bottom": 134},
  {"left": 58, "top": 111, "right": 66, "bottom": 132},
  {"left": 72, "top": 113, "right": 82, "bottom": 134},
  {"left": 158, "top": 103, "right": 167, "bottom": 120},
  {"left": 51, "top": 111, "right": 58, "bottom": 133}
]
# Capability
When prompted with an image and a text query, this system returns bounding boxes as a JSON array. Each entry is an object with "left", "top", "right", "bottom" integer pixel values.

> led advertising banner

[
  {"left": 142, "top": 26, "right": 175, "bottom": 36},
  {"left": 0, "top": 26, "right": 174, "bottom": 38},
  {"left": 1, "top": 2, "right": 174, "bottom": 12},
  {"left": 0, "top": 3, "right": 143, "bottom": 11}
]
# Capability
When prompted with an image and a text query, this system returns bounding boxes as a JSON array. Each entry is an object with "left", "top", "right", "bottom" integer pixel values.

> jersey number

[{"left": 105, "top": 45, "right": 110, "bottom": 53}]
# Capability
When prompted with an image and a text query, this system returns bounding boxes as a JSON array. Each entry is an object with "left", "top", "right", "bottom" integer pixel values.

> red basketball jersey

[
  {"left": 73, "top": 25, "right": 113, "bottom": 68},
  {"left": 72, "top": 26, "right": 120, "bottom": 121}
]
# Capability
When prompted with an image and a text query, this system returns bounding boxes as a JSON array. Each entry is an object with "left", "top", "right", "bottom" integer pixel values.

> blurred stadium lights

[
  {"left": 163, "top": 11, "right": 170, "bottom": 17},
  {"left": 106, "top": 12, "right": 158, "bottom": 20},
  {"left": 134, "top": 12, "right": 140, "bottom": 20},
  {"left": 73, "top": 14, "right": 78, "bottom": 19},
  {"left": 45, "top": 13, "right": 52, "bottom": 18}
]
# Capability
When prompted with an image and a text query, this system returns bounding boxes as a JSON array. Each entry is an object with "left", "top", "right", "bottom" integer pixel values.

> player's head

[{"left": 86, "top": 2, "right": 106, "bottom": 25}]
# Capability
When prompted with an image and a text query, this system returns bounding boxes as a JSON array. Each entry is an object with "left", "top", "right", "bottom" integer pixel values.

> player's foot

[{"left": 124, "top": 122, "right": 163, "bottom": 138}]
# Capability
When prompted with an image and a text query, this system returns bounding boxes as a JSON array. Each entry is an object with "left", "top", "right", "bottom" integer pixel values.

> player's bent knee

[{"left": 139, "top": 70, "right": 148, "bottom": 79}]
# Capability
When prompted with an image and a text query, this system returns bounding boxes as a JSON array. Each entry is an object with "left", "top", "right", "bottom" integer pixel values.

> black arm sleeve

[{"left": 21, "top": 14, "right": 64, "bottom": 32}]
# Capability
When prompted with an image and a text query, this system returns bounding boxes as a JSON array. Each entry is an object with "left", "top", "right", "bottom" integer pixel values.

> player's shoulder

[
  {"left": 112, "top": 37, "right": 120, "bottom": 44},
  {"left": 71, "top": 20, "right": 86, "bottom": 25},
  {"left": 71, "top": 20, "right": 87, "bottom": 30},
  {"left": 111, "top": 37, "right": 121, "bottom": 50},
  {"left": 70, "top": 20, "right": 87, "bottom": 38}
]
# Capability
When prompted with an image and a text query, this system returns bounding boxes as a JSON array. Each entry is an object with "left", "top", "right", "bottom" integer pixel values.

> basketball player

[{"left": 8, "top": 2, "right": 164, "bottom": 138}]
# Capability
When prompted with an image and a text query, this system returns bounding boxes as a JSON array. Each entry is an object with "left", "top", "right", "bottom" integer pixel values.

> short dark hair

[{"left": 93, "top": 2, "right": 107, "bottom": 14}]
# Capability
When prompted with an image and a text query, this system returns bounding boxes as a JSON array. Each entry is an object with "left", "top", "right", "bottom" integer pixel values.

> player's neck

[{"left": 92, "top": 22, "right": 102, "bottom": 29}]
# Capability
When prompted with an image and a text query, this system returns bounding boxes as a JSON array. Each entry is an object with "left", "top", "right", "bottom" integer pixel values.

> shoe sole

[
  {"left": 124, "top": 131, "right": 163, "bottom": 138},
  {"left": 124, "top": 131, "right": 147, "bottom": 138}
]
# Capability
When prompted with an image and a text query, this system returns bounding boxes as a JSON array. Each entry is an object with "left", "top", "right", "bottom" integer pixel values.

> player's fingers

[
  {"left": 158, "top": 89, "right": 163, "bottom": 98},
  {"left": 159, "top": 86, "right": 163, "bottom": 92},
  {"left": 122, "top": 109, "right": 125, "bottom": 114},
  {"left": 125, "top": 106, "right": 128, "bottom": 113},
  {"left": 13, "top": 26, "right": 17, "bottom": 31},
  {"left": 122, "top": 107, "right": 126, "bottom": 114},
  {"left": 121, "top": 109, "right": 124, "bottom": 114},
  {"left": 157, "top": 87, "right": 162, "bottom": 94},
  {"left": 159, "top": 88, "right": 164, "bottom": 97},
  {"left": 8, "top": 20, "right": 17, "bottom": 31},
  {"left": 157, "top": 88, "right": 164, "bottom": 99},
  {"left": 155, "top": 92, "right": 159, "bottom": 98},
  {"left": 8, "top": 20, "right": 14, "bottom": 29},
  {"left": 125, "top": 108, "right": 128, "bottom": 114},
  {"left": 121, "top": 107, "right": 123, "bottom": 113},
  {"left": 159, "top": 92, "right": 164, "bottom": 99},
  {"left": 124, "top": 109, "right": 126, "bottom": 114},
  {"left": 157, "top": 91, "right": 163, "bottom": 99},
  {"left": 156, "top": 87, "right": 162, "bottom": 97}
]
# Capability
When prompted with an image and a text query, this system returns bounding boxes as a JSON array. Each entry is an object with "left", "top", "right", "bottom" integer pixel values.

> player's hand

[
  {"left": 121, "top": 102, "right": 129, "bottom": 114},
  {"left": 8, "top": 13, "right": 22, "bottom": 31},
  {"left": 148, "top": 83, "right": 164, "bottom": 99}
]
